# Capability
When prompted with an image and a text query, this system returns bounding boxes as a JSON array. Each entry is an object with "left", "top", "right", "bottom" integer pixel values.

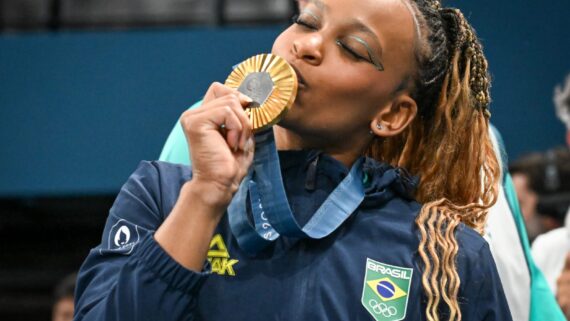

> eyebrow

[
  {"left": 298, "top": 0, "right": 385, "bottom": 70},
  {"left": 298, "top": 3, "right": 383, "bottom": 57},
  {"left": 298, "top": 0, "right": 327, "bottom": 11},
  {"left": 347, "top": 19, "right": 384, "bottom": 58}
]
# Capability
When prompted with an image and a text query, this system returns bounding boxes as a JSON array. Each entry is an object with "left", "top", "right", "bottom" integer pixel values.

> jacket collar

[{"left": 278, "top": 150, "right": 419, "bottom": 206}]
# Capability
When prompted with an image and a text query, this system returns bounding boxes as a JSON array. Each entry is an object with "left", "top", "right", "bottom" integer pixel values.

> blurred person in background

[
  {"left": 510, "top": 152, "right": 549, "bottom": 241},
  {"left": 52, "top": 273, "right": 76, "bottom": 321},
  {"left": 532, "top": 73, "right": 570, "bottom": 318},
  {"left": 510, "top": 148, "right": 570, "bottom": 242}
]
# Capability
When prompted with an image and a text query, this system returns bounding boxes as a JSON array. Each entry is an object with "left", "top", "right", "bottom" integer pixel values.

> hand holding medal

[
  {"left": 154, "top": 55, "right": 298, "bottom": 273},
  {"left": 178, "top": 53, "right": 298, "bottom": 208}
]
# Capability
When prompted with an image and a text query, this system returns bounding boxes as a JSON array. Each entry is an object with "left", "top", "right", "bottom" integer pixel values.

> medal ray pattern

[{"left": 225, "top": 54, "right": 298, "bottom": 132}]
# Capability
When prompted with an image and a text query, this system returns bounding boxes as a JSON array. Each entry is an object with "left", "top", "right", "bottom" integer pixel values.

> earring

[{"left": 370, "top": 123, "right": 383, "bottom": 135}]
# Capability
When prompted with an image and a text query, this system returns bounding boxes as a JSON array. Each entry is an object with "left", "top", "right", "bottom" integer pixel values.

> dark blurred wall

[{"left": 0, "top": 0, "right": 569, "bottom": 196}]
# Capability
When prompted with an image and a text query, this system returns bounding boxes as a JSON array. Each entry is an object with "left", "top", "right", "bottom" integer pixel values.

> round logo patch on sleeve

[
  {"left": 100, "top": 219, "right": 141, "bottom": 255},
  {"left": 361, "top": 258, "right": 413, "bottom": 321}
]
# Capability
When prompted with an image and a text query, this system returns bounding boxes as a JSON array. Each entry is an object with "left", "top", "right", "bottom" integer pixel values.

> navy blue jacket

[{"left": 75, "top": 151, "right": 512, "bottom": 321}]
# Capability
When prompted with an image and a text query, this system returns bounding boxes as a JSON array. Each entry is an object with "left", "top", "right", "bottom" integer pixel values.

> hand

[
  {"left": 556, "top": 252, "right": 570, "bottom": 318},
  {"left": 180, "top": 82, "right": 254, "bottom": 208},
  {"left": 155, "top": 83, "right": 254, "bottom": 271}
]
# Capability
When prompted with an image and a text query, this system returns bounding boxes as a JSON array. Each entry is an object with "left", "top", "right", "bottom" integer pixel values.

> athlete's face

[{"left": 272, "top": 0, "right": 417, "bottom": 147}]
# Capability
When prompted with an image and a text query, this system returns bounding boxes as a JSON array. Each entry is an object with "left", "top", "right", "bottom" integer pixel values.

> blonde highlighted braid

[{"left": 366, "top": 1, "right": 499, "bottom": 320}]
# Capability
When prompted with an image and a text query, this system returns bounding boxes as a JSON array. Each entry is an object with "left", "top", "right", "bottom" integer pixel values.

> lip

[{"left": 290, "top": 63, "right": 308, "bottom": 89}]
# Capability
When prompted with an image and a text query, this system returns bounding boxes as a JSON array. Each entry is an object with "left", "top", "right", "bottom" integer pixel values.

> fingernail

[
  {"left": 244, "top": 137, "right": 255, "bottom": 153},
  {"left": 239, "top": 93, "right": 253, "bottom": 103}
]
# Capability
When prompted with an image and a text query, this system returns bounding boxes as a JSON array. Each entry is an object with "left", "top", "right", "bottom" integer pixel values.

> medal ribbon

[{"left": 227, "top": 129, "right": 366, "bottom": 254}]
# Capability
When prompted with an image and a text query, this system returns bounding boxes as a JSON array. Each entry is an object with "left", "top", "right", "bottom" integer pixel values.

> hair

[
  {"left": 510, "top": 148, "right": 570, "bottom": 194},
  {"left": 366, "top": 1, "right": 500, "bottom": 320},
  {"left": 510, "top": 152, "right": 548, "bottom": 194},
  {"left": 510, "top": 148, "right": 570, "bottom": 224}
]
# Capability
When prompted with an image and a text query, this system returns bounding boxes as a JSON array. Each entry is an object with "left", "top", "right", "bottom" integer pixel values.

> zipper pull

[{"left": 305, "top": 154, "right": 320, "bottom": 191}]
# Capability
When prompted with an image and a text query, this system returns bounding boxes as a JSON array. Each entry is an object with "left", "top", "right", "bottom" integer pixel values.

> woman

[{"left": 74, "top": 0, "right": 511, "bottom": 320}]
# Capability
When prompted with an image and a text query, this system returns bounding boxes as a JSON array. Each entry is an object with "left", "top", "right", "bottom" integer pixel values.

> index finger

[{"left": 203, "top": 82, "right": 252, "bottom": 107}]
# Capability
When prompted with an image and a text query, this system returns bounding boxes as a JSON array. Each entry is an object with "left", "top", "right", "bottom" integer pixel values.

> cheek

[
  {"left": 319, "top": 65, "right": 388, "bottom": 112},
  {"left": 271, "top": 27, "right": 294, "bottom": 56},
  {"left": 319, "top": 57, "right": 395, "bottom": 101},
  {"left": 327, "top": 69, "right": 375, "bottom": 95}
]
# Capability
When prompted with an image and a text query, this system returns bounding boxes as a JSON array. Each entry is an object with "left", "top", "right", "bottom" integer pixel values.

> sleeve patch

[{"left": 100, "top": 219, "right": 142, "bottom": 255}]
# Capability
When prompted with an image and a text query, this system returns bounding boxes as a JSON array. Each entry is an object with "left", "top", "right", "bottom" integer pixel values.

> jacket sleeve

[
  {"left": 461, "top": 242, "right": 513, "bottom": 321},
  {"left": 74, "top": 161, "right": 210, "bottom": 321}
]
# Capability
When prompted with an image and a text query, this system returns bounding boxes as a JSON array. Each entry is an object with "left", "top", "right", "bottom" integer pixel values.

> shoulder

[
  {"left": 118, "top": 161, "right": 192, "bottom": 219},
  {"left": 362, "top": 196, "right": 490, "bottom": 258},
  {"left": 453, "top": 224, "right": 502, "bottom": 291},
  {"left": 132, "top": 160, "right": 191, "bottom": 180},
  {"left": 454, "top": 223, "right": 496, "bottom": 276},
  {"left": 456, "top": 224, "right": 490, "bottom": 257},
  {"left": 454, "top": 224, "right": 513, "bottom": 320},
  {"left": 130, "top": 160, "right": 192, "bottom": 192}
]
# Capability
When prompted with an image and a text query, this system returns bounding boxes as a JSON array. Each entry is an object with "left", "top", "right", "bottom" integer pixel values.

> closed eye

[
  {"left": 291, "top": 14, "right": 318, "bottom": 30},
  {"left": 339, "top": 36, "right": 385, "bottom": 71},
  {"left": 336, "top": 40, "right": 368, "bottom": 61}
]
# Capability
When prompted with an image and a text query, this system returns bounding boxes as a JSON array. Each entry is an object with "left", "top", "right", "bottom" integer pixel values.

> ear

[{"left": 370, "top": 95, "right": 418, "bottom": 137}]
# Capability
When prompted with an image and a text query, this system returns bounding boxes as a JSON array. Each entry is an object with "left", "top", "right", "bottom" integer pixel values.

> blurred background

[{"left": 0, "top": 0, "right": 569, "bottom": 320}]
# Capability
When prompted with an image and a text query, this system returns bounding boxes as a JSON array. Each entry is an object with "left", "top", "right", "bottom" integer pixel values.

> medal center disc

[{"left": 237, "top": 72, "right": 275, "bottom": 108}]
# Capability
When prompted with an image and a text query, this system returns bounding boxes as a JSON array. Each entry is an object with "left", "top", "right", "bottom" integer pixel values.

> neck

[{"left": 273, "top": 126, "right": 372, "bottom": 168}]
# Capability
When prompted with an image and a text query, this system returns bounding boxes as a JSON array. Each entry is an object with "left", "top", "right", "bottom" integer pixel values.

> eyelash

[
  {"left": 291, "top": 14, "right": 318, "bottom": 30},
  {"left": 335, "top": 40, "right": 367, "bottom": 61},
  {"left": 291, "top": 15, "right": 369, "bottom": 63}
]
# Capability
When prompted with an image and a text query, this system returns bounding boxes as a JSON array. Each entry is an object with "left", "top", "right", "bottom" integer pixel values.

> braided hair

[{"left": 366, "top": 1, "right": 499, "bottom": 320}]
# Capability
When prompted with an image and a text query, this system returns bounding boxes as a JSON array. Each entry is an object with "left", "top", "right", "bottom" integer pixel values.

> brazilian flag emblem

[{"left": 361, "top": 258, "right": 413, "bottom": 321}]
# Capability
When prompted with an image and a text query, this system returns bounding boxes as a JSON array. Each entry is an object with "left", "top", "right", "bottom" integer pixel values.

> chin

[
  {"left": 277, "top": 116, "right": 317, "bottom": 140},
  {"left": 278, "top": 105, "right": 304, "bottom": 129},
  {"left": 275, "top": 115, "right": 296, "bottom": 132}
]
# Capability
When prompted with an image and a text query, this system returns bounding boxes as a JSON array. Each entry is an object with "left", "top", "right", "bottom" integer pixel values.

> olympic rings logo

[{"left": 369, "top": 299, "right": 397, "bottom": 317}]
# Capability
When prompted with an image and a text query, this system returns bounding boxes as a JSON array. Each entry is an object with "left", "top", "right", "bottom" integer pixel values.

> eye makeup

[
  {"left": 292, "top": 14, "right": 315, "bottom": 30},
  {"left": 291, "top": 4, "right": 385, "bottom": 72},
  {"left": 342, "top": 35, "right": 384, "bottom": 71},
  {"left": 301, "top": 9, "right": 320, "bottom": 23}
]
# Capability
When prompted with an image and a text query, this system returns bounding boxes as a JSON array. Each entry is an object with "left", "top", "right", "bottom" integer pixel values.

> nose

[{"left": 292, "top": 33, "right": 323, "bottom": 65}]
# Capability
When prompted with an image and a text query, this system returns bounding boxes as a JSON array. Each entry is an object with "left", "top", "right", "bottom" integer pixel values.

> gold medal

[{"left": 225, "top": 54, "right": 298, "bottom": 132}]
